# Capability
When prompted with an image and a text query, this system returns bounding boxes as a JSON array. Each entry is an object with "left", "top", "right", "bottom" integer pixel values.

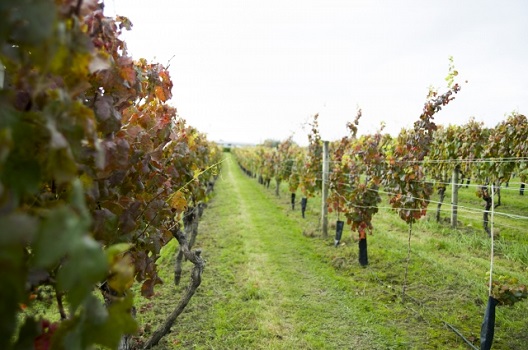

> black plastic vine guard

[
  {"left": 480, "top": 296, "right": 499, "bottom": 350},
  {"left": 359, "top": 237, "right": 368, "bottom": 266},
  {"left": 291, "top": 193, "right": 296, "bottom": 210},
  {"left": 334, "top": 220, "right": 344, "bottom": 247},
  {"left": 301, "top": 197, "right": 307, "bottom": 218}
]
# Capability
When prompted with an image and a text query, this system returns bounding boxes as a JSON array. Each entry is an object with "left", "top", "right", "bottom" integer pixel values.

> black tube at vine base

[
  {"left": 480, "top": 296, "right": 499, "bottom": 350},
  {"left": 359, "top": 237, "right": 368, "bottom": 266},
  {"left": 334, "top": 220, "right": 344, "bottom": 247},
  {"left": 301, "top": 197, "right": 307, "bottom": 218}
]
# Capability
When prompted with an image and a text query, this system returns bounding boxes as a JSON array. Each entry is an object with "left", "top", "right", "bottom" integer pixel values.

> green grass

[
  {"left": 438, "top": 180, "right": 528, "bottom": 264},
  {"left": 134, "top": 154, "right": 528, "bottom": 349}
]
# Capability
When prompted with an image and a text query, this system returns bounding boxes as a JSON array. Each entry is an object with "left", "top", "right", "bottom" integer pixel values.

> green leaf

[
  {"left": 93, "top": 208, "right": 119, "bottom": 242},
  {"left": 0, "top": 213, "right": 37, "bottom": 245},
  {"left": 0, "top": 127, "right": 12, "bottom": 163},
  {"left": 84, "top": 295, "right": 109, "bottom": 326},
  {"left": 33, "top": 206, "right": 84, "bottom": 268},
  {"left": 69, "top": 179, "right": 91, "bottom": 224},
  {"left": 48, "top": 147, "right": 78, "bottom": 185},
  {"left": 0, "top": 213, "right": 38, "bottom": 345},
  {"left": 0, "top": 244, "right": 28, "bottom": 348},
  {"left": 12, "top": 316, "right": 39, "bottom": 350},
  {"left": 87, "top": 293, "right": 137, "bottom": 348},
  {"left": 51, "top": 316, "right": 82, "bottom": 350},
  {"left": 33, "top": 180, "right": 92, "bottom": 269},
  {"left": 0, "top": 213, "right": 38, "bottom": 349},
  {"left": 3, "top": 0, "right": 56, "bottom": 47},
  {"left": 57, "top": 236, "right": 107, "bottom": 311},
  {"left": 53, "top": 294, "right": 137, "bottom": 349},
  {"left": 1, "top": 156, "right": 41, "bottom": 198}
]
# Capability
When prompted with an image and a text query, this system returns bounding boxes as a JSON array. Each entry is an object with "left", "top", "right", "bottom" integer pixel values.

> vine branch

[{"left": 142, "top": 225, "right": 205, "bottom": 349}]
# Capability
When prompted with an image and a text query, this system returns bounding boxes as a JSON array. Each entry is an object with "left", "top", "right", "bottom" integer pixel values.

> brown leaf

[
  {"left": 119, "top": 66, "right": 136, "bottom": 86},
  {"left": 141, "top": 278, "right": 158, "bottom": 298},
  {"left": 154, "top": 86, "right": 166, "bottom": 102},
  {"left": 95, "top": 95, "right": 121, "bottom": 134}
]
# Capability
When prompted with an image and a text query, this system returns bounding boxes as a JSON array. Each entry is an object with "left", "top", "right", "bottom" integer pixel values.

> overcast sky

[{"left": 108, "top": 0, "right": 528, "bottom": 145}]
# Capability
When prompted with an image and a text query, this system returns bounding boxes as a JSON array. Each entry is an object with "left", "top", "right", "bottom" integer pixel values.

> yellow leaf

[
  {"left": 108, "top": 254, "right": 135, "bottom": 294},
  {"left": 169, "top": 190, "right": 187, "bottom": 213},
  {"left": 79, "top": 173, "right": 93, "bottom": 189},
  {"left": 191, "top": 164, "right": 201, "bottom": 178},
  {"left": 188, "top": 133, "right": 196, "bottom": 148},
  {"left": 105, "top": 243, "right": 133, "bottom": 264}
]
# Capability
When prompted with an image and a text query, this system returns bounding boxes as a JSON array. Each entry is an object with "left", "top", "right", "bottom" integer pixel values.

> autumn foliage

[{"left": 0, "top": 1, "right": 220, "bottom": 348}]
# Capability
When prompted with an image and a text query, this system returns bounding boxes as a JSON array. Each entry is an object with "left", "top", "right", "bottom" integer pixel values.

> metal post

[
  {"left": 451, "top": 166, "right": 459, "bottom": 228},
  {"left": 321, "top": 141, "right": 329, "bottom": 237}
]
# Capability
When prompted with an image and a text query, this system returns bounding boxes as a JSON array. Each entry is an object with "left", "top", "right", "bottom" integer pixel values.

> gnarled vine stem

[{"left": 142, "top": 225, "right": 205, "bottom": 349}]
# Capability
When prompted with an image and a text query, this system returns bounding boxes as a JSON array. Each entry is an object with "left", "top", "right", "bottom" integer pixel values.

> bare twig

[
  {"left": 55, "top": 289, "right": 67, "bottom": 320},
  {"left": 74, "top": 0, "right": 83, "bottom": 16}
]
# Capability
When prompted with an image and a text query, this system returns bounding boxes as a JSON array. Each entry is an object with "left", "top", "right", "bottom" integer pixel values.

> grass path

[
  {"left": 142, "top": 155, "right": 399, "bottom": 349},
  {"left": 136, "top": 154, "right": 527, "bottom": 349},
  {"left": 188, "top": 155, "right": 386, "bottom": 349}
]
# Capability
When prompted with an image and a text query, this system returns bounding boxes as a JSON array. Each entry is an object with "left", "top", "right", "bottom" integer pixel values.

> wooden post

[
  {"left": 451, "top": 166, "right": 459, "bottom": 228},
  {"left": 321, "top": 141, "right": 329, "bottom": 237},
  {"left": 0, "top": 60, "right": 4, "bottom": 89}
]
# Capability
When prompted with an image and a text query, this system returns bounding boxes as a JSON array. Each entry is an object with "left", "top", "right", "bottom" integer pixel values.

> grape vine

[{"left": 0, "top": 1, "right": 220, "bottom": 348}]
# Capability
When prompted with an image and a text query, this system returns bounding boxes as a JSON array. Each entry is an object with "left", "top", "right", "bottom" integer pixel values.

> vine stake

[{"left": 402, "top": 221, "right": 412, "bottom": 302}]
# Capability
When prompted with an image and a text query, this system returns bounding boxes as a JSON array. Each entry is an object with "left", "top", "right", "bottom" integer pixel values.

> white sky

[{"left": 108, "top": 0, "right": 528, "bottom": 146}]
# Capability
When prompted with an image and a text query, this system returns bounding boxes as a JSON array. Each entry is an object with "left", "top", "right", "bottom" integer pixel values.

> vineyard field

[
  {"left": 1, "top": 3, "right": 526, "bottom": 349},
  {"left": 123, "top": 154, "right": 526, "bottom": 349}
]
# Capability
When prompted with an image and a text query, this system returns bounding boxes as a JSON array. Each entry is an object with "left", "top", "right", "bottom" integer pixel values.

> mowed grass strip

[{"left": 137, "top": 154, "right": 403, "bottom": 349}]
